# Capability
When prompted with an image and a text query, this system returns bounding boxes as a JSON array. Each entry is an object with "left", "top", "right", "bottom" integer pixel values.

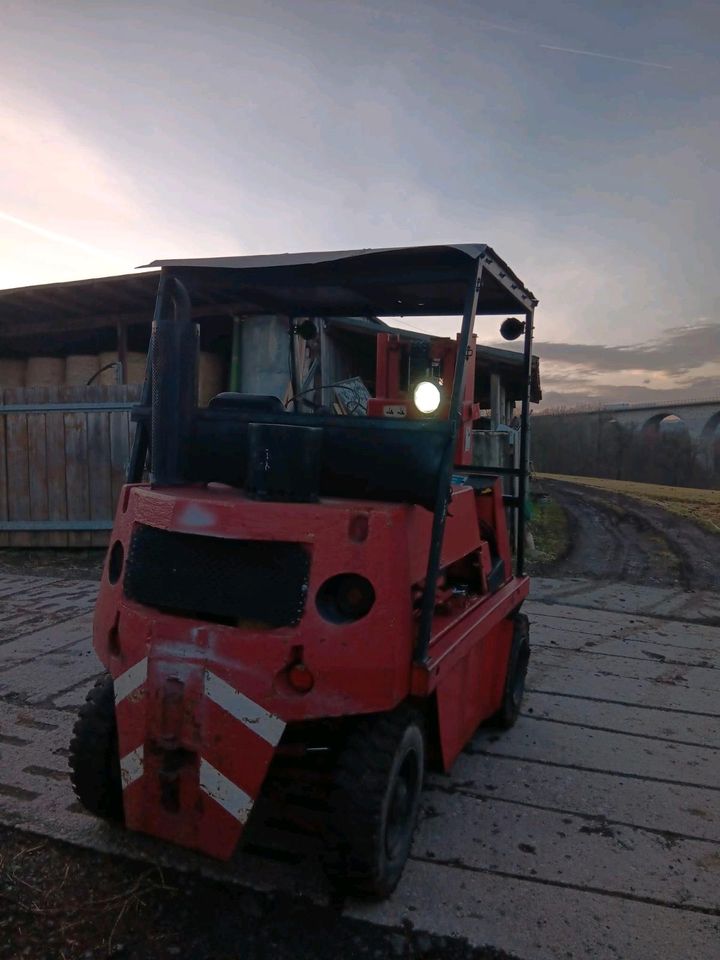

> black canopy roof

[{"left": 146, "top": 244, "right": 538, "bottom": 318}]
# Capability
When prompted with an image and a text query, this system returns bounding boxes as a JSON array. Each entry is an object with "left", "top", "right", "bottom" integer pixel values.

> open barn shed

[{"left": 0, "top": 270, "right": 540, "bottom": 546}]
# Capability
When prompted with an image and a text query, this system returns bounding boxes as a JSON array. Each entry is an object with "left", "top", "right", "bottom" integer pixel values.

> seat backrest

[
  {"left": 185, "top": 408, "right": 450, "bottom": 510},
  {"left": 209, "top": 393, "right": 285, "bottom": 414}
]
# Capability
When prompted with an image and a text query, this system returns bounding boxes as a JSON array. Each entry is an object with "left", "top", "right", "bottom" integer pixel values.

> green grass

[
  {"left": 537, "top": 473, "right": 720, "bottom": 533},
  {"left": 527, "top": 495, "right": 569, "bottom": 563}
]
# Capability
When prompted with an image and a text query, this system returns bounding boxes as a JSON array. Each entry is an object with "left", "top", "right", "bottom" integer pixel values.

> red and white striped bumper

[{"left": 113, "top": 654, "right": 285, "bottom": 860}]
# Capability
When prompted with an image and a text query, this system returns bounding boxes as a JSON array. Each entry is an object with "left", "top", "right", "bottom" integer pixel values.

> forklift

[{"left": 69, "top": 244, "right": 537, "bottom": 897}]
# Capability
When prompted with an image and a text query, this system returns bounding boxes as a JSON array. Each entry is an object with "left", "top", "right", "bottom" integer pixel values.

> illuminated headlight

[{"left": 413, "top": 380, "right": 442, "bottom": 415}]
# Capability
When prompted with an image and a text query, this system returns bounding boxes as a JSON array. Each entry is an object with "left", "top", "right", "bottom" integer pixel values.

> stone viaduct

[
  {"left": 556, "top": 398, "right": 720, "bottom": 472},
  {"left": 603, "top": 398, "right": 720, "bottom": 444}
]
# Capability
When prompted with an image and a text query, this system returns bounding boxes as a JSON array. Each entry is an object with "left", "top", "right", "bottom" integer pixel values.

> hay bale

[
  {"left": 65, "top": 354, "right": 100, "bottom": 386},
  {"left": 0, "top": 358, "right": 26, "bottom": 388},
  {"left": 198, "top": 352, "right": 225, "bottom": 406},
  {"left": 26, "top": 356, "right": 65, "bottom": 386},
  {"left": 126, "top": 351, "right": 147, "bottom": 384},
  {"left": 98, "top": 352, "right": 121, "bottom": 385}
]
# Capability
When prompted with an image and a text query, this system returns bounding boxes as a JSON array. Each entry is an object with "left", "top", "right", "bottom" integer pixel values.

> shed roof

[
  {"left": 0, "top": 245, "right": 540, "bottom": 400},
  {"left": 0, "top": 271, "right": 160, "bottom": 340}
]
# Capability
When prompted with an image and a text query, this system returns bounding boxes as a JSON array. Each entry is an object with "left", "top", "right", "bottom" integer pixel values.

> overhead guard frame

[{"left": 127, "top": 245, "right": 536, "bottom": 664}]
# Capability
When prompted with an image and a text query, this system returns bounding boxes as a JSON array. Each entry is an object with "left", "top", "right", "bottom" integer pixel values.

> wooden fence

[{"left": 0, "top": 384, "right": 141, "bottom": 548}]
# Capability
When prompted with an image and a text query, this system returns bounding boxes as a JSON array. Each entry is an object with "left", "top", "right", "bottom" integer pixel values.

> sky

[{"left": 1, "top": 0, "right": 719, "bottom": 406}]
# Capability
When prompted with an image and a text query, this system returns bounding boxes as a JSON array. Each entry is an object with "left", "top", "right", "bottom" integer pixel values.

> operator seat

[{"left": 209, "top": 393, "right": 285, "bottom": 414}]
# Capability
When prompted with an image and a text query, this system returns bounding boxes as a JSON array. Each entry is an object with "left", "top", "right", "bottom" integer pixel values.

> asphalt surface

[{"left": 0, "top": 570, "right": 718, "bottom": 959}]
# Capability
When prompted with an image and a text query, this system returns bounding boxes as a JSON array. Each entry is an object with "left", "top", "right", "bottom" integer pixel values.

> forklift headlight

[{"left": 413, "top": 381, "right": 441, "bottom": 415}]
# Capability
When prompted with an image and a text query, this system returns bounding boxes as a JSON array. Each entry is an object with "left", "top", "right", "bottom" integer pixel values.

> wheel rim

[{"left": 385, "top": 748, "right": 420, "bottom": 860}]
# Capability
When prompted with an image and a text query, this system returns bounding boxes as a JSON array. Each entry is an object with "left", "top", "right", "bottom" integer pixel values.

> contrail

[
  {"left": 539, "top": 44, "right": 672, "bottom": 70},
  {"left": 0, "top": 210, "right": 123, "bottom": 262},
  {"left": 475, "top": 17, "right": 528, "bottom": 35}
]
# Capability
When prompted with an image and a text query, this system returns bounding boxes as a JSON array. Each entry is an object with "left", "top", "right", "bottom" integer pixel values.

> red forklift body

[
  {"left": 95, "top": 482, "right": 527, "bottom": 858},
  {"left": 79, "top": 244, "right": 538, "bottom": 883}
]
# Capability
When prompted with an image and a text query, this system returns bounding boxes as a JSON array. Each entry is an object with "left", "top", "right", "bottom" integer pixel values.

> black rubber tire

[
  {"left": 497, "top": 612, "right": 531, "bottom": 729},
  {"left": 69, "top": 675, "right": 124, "bottom": 822},
  {"left": 323, "top": 704, "right": 425, "bottom": 898}
]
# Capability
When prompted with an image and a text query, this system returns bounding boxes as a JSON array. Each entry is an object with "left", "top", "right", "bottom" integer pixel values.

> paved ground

[{"left": 0, "top": 572, "right": 719, "bottom": 960}]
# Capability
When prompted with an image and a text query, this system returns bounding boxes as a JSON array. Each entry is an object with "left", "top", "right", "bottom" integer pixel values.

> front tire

[
  {"left": 324, "top": 705, "right": 425, "bottom": 898},
  {"left": 497, "top": 613, "right": 530, "bottom": 729},
  {"left": 69, "top": 675, "right": 124, "bottom": 822}
]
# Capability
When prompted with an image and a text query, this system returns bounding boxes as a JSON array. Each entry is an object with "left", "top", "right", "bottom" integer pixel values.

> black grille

[{"left": 124, "top": 526, "right": 310, "bottom": 627}]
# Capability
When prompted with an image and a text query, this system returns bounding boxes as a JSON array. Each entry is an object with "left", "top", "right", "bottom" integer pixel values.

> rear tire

[
  {"left": 323, "top": 704, "right": 425, "bottom": 898},
  {"left": 497, "top": 613, "right": 530, "bottom": 729},
  {"left": 69, "top": 675, "right": 124, "bottom": 822}
]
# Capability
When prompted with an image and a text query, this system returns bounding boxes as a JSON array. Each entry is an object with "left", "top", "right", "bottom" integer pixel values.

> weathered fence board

[
  {"left": 0, "top": 384, "right": 141, "bottom": 548},
  {"left": 64, "top": 390, "right": 91, "bottom": 549},
  {"left": 45, "top": 393, "right": 69, "bottom": 547},
  {"left": 5, "top": 387, "right": 32, "bottom": 548},
  {"left": 0, "top": 405, "right": 8, "bottom": 547},
  {"left": 86, "top": 387, "right": 113, "bottom": 548},
  {"left": 109, "top": 385, "right": 131, "bottom": 519},
  {"left": 27, "top": 387, "right": 50, "bottom": 549}
]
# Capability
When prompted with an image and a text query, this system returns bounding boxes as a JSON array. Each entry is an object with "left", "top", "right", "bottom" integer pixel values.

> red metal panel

[
  {"left": 94, "top": 479, "right": 526, "bottom": 859},
  {"left": 433, "top": 616, "right": 513, "bottom": 770},
  {"left": 475, "top": 478, "right": 512, "bottom": 579},
  {"left": 406, "top": 486, "right": 480, "bottom": 584},
  {"left": 416, "top": 576, "right": 528, "bottom": 688},
  {"left": 375, "top": 333, "right": 389, "bottom": 398}
]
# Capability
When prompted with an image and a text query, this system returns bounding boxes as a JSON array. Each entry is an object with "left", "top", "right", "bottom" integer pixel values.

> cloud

[
  {"left": 531, "top": 320, "right": 720, "bottom": 377},
  {"left": 491, "top": 319, "right": 719, "bottom": 408},
  {"left": 0, "top": 0, "right": 717, "bottom": 360},
  {"left": 0, "top": 97, "right": 242, "bottom": 288},
  {"left": 539, "top": 375, "right": 720, "bottom": 410}
]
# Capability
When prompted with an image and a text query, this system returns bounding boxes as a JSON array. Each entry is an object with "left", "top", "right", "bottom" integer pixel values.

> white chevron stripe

[
  {"left": 114, "top": 657, "right": 148, "bottom": 704},
  {"left": 120, "top": 745, "right": 144, "bottom": 788},
  {"left": 204, "top": 669, "right": 285, "bottom": 746},
  {"left": 199, "top": 758, "right": 253, "bottom": 823}
]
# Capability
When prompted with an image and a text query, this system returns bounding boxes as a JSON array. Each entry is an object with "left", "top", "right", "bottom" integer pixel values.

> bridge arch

[
  {"left": 701, "top": 410, "right": 720, "bottom": 441},
  {"left": 701, "top": 411, "right": 720, "bottom": 473},
  {"left": 641, "top": 411, "right": 688, "bottom": 436}
]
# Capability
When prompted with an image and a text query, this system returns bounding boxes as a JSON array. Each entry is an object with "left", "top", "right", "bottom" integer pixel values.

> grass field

[
  {"left": 527, "top": 495, "right": 569, "bottom": 563},
  {"left": 537, "top": 474, "right": 720, "bottom": 532}
]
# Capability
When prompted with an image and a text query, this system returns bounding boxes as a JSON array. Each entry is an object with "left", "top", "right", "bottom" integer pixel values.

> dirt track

[{"left": 534, "top": 479, "right": 720, "bottom": 591}]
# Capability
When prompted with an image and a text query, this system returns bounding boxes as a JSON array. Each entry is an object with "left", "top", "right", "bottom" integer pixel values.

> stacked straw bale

[
  {"left": 0, "top": 358, "right": 26, "bottom": 388},
  {"left": 26, "top": 357, "right": 65, "bottom": 386},
  {"left": 65, "top": 355, "right": 100, "bottom": 386},
  {"left": 198, "top": 352, "right": 225, "bottom": 406}
]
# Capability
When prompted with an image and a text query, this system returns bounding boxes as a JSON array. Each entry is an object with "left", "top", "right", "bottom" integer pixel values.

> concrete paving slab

[
  {"left": 347, "top": 859, "right": 720, "bottom": 960},
  {"left": 415, "top": 790, "right": 719, "bottom": 911},
  {"left": 548, "top": 637, "right": 717, "bottom": 669},
  {"left": 525, "top": 690, "right": 720, "bottom": 748},
  {"left": 531, "top": 578, "right": 720, "bottom": 625},
  {"left": 0, "top": 574, "right": 46, "bottom": 599},
  {"left": 470, "top": 716, "right": 720, "bottom": 790},
  {"left": 0, "top": 641, "right": 104, "bottom": 705},
  {"left": 532, "top": 645, "right": 720, "bottom": 694},
  {"left": 531, "top": 613, "right": 720, "bottom": 657},
  {"left": 629, "top": 619, "right": 720, "bottom": 649},
  {"left": 0, "top": 614, "right": 92, "bottom": 669},
  {"left": 0, "top": 571, "right": 718, "bottom": 959},
  {"left": 427, "top": 760, "right": 720, "bottom": 844},
  {"left": 527, "top": 662, "right": 719, "bottom": 715},
  {"left": 526, "top": 603, "right": 660, "bottom": 636}
]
